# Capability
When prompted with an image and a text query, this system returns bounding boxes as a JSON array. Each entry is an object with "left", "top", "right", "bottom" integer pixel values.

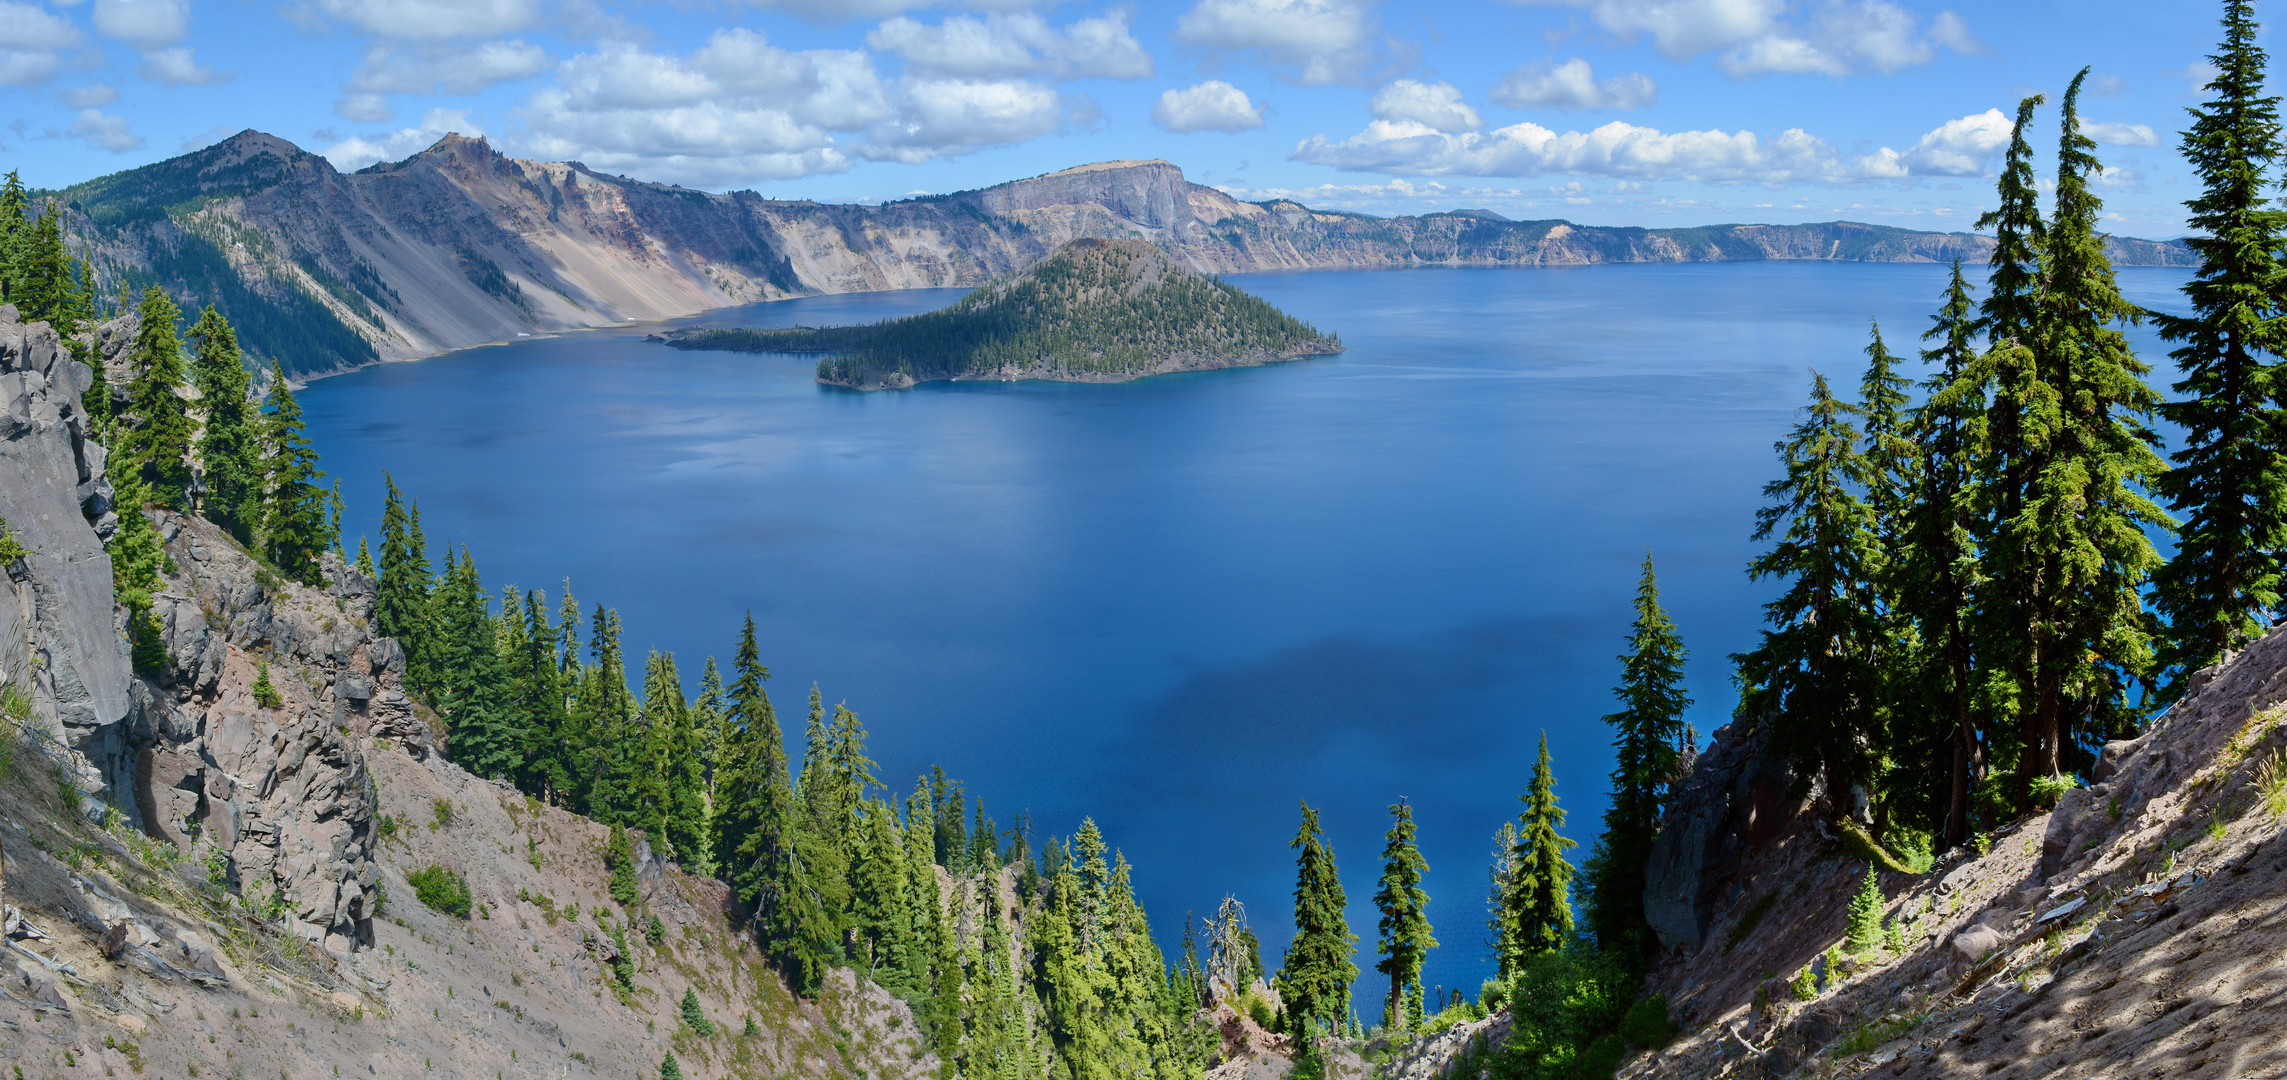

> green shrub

[
  {"left": 1242, "top": 992, "right": 1275, "bottom": 1032},
  {"left": 432, "top": 798, "right": 454, "bottom": 829},
  {"left": 0, "top": 516, "right": 28, "bottom": 564},
  {"left": 251, "top": 662, "right": 283, "bottom": 708},
  {"left": 660, "top": 1052, "right": 683, "bottom": 1080},
  {"left": 1618, "top": 995, "right": 1675, "bottom": 1049},
  {"left": 2029, "top": 773, "right": 2081, "bottom": 809},
  {"left": 406, "top": 865, "right": 472, "bottom": 918},
  {"left": 1789, "top": 963, "right": 1818, "bottom": 1001},
  {"left": 647, "top": 913, "right": 665, "bottom": 946}
]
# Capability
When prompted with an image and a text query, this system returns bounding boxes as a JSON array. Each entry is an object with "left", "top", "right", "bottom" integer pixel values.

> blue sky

[{"left": 0, "top": 0, "right": 2249, "bottom": 234}]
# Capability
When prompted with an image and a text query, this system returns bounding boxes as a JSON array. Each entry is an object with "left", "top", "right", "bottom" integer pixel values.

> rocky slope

[
  {"left": 1574, "top": 627, "right": 2287, "bottom": 1079},
  {"left": 48, "top": 133, "right": 2195, "bottom": 378},
  {"left": 0, "top": 303, "right": 946, "bottom": 1079},
  {"left": 669, "top": 237, "right": 1344, "bottom": 390}
]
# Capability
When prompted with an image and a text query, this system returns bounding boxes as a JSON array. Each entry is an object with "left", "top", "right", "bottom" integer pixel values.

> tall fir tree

[
  {"left": 2152, "top": 0, "right": 2287, "bottom": 687},
  {"left": 1484, "top": 819, "right": 1522, "bottom": 970},
  {"left": 688, "top": 656, "right": 727, "bottom": 880},
  {"left": 1902, "top": 262, "right": 1992, "bottom": 849},
  {"left": 434, "top": 548, "right": 517, "bottom": 780},
  {"left": 374, "top": 475, "right": 432, "bottom": 665},
  {"left": 114, "top": 287, "right": 195, "bottom": 508},
  {"left": 187, "top": 307, "right": 259, "bottom": 542},
  {"left": 1503, "top": 734, "right": 1576, "bottom": 972},
  {"left": 1371, "top": 798, "right": 1434, "bottom": 1030},
  {"left": 1582, "top": 555, "right": 1690, "bottom": 970},
  {"left": 1734, "top": 373, "right": 1883, "bottom": 814},
  {"left": 257, "top": 363, "right": 332, "bottom": 581},
  {"left": 1278, "top": 802, "right": 1356, "bottom": 1038}
]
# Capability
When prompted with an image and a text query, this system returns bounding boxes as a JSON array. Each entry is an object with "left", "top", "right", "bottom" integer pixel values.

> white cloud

[
  {"left": 1370, "top": 80, "right": 1480, "bottom": 132},
  {"left": 2088, "top": 73, "right": 2127, "bottom": 97},
  {"left": 1175, "top": 0, "right": 1388, "bottom": 86},
  {"left": 335, "top": 92, "right": 394, "bottom": 123},
  {"left": 68, "top": 107, "right": 142, "bottom": 151},
  {"left": 2081, "top": 120, "right": 2158, "bottom": 147},
  {"left": 57, "top": 83, "right": 118, "bottom": 107},
  {"left": 1490, "top": 58, "right": 1655, "bottom": 111},
  {"left": 861, "top": 77, "right": 1066, "bottom": 162},
  {"left": 180, "top": 123, "right": 234, "bottom": 151},
  {"left": 511, "top": 29, "right": 1075, "bottom": 186},
  {"left": 2176, "top": 60, "right": 2221, "bottom": 95},
  {"left": 92, "top": 0, "right": 187, "bottom": 48},
  {"left": 1853, "top": 108, "right": 2009, "bottom": 177},
  {"left": 867, "top": 11, "right": 1151, "bottom": 81},
  {"left": 1290, "top": 107, "right": 2024, "bottom": 185},
  {"left": 323, "top": 107, "right": 478, "bottom": 172},
  {"left": 742, "top": 0, "right": 943, "bottom": 23},
  {"left": 1152, "top": 80, "right": 1265, "bottom": 133},
  {"left": 348, "top": 39, "right": 550, "bottom": 95},
  {"left": 139, "top": 46, "right": 227, "bottom": 85},
  {"left": 1517, "top": 0, "right": 1974, "bottom": 78},
  {"left": 313, "top": 0, "right": 541, "bottom": 40},
  {"left": 1929, "top": 10, "right": 1981, "bottom": 53},
  {"left": 0, "top": 0, "right": 82, "bottom": 86}
]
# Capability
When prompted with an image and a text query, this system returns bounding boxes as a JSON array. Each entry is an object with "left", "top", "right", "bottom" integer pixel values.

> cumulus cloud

[
  {"left": 1852, "top": 108, "right": 2007, "bottom": 177},
  {"left": 312, "top": 0, "right": 541, "bottom": 40},
  {"left": 1514, "top": 0, "right": 1976, "bottom": 78},
  {"left": 1175, "top": 0, "right": 1390, "bottom": 86},
  {"left": 0, "top": 0, "right": 81, "bottom": 86},
  {"left": 1151, "top": 80, "right": 1265, "bottom": 133},
  {"left": 510, "top": 29, "right": 1076, "bottom": 187},
  {"left": 742, "top": 0, "right": 947, "bottom": 24},
  {"left": 1490, "top": 58, "right": 1655, "bottom": 111},
  {"left": 1290, "top": 107, "right": 2027, "bottom": 186},
  {"left": 322, "top": 107, "right": 478, "bottom": 172},
  {"left": 2081, "top": 120, "right": 2159, "bottom": 147},
  {"left": 1370, "top": 80, "right": 1480, "bottom": 132},
  {"left": 868, "top": 12, "right": 1151, "bottom": 81},
  {"left": 348, "top": 39, "right": 550, "bottom": 95},
  {"left": 92, "top": 0, "right": 187, "bottom": 48},
  {"left": 140, "top": 46, "right": 228, "bottom": 85},
  {"left": 68, "top": 107, "right": 142, "bottom": 151}
]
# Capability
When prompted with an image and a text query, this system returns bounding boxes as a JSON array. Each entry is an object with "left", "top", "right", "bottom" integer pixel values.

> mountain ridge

[{"left": 42, "top": 130, "right": 2195, "bottom": 378}]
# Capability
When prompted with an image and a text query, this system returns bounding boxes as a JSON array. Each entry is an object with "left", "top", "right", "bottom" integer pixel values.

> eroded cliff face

[{"left": 61, "top": 134, "right": 2195, "bottom": 378}]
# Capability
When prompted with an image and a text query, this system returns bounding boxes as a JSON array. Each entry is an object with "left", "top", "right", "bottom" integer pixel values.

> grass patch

[
  {"left": 1724, "top": 892, "right": 1778, "bottom": 954},
  {"left": 1837, "top": 820, "right": 1932, "bottom": 874},
  {"left": 408, "top": 865, "right": 472, "bottom": 918},
  {"left": 1836, "top": 1011, "right": 1926, "bottom": 1056},
  {"left": 2254, "top": 748, "right": 2287, "bottom": 819}
]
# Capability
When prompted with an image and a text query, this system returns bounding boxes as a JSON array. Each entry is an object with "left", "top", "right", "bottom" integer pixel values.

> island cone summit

[{"left": 665, "top": 237, "right": 1343, "bottom": 389}]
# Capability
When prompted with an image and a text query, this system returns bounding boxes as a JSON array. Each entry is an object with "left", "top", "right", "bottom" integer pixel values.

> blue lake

[{"left": 302, "top": 261, "right": 2192, "bottom": 1003}]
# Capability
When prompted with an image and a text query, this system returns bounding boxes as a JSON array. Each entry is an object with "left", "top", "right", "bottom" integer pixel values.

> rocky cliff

[
  {"left": 0, "top": 303, "right": 942, "bottom": 1078},
  {"left": 1582, "top": 627, "right": 2287, "bottom": 1079},
  {"left": 49, "top": 134, "right": 2196, "bottom": 378}
]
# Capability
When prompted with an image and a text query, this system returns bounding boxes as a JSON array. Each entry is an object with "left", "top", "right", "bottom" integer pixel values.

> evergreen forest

[{"left": 665, "top": 237, "right": 1340, "bottom": 386}]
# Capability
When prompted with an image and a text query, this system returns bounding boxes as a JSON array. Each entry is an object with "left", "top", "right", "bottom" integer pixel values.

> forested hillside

[{"left": 663, "top": 238, "right": 1342, "bottom": 389}]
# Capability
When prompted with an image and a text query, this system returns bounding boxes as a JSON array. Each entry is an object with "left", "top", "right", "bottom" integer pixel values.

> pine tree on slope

[
  {"left": 187, "top": 306, "right": 259, "bottom": 543},
  {"left": 1279, "top": 802, "right": 1356, "bottom": 1039},
  {"left": 1505, "top": 733, "right": 1576, "bottom": 970},
  {"left": 1372, "top": 798, "right": 1434, "bottom": 1030},
  {"left": 2153, "top": 0, "right": 2287, "bottom": 688},
  {"left": 258, "top": 363, "right": 332, "bottom": 581},
  {"left": 1582, "top": 554, "right": 1690, "bottom": 971},
  {"left": 115, "top": 287, "right": 194, "bottom": 509}
]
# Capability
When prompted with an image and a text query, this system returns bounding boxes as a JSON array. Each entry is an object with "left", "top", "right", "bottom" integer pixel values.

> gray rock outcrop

[
  {"left": 1641, "top": 720, "right": 1807, "bottom": 953},
  {"left": 0, "top": 306, "right": 129, "bottom": 801}
]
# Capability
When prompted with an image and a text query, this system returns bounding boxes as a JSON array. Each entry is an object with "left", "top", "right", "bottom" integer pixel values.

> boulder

[
  {"left": 1643, "top": 721, "right": 1802, "bottom": 953},
  {"left": 1952, "top": 923, "right": 2005, "bottom": 963}
]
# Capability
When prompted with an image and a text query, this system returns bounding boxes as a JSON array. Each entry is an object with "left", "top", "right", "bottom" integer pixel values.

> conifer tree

[
  {"left": 1484, "top": 820, "right": 1521, "bottom": 968},
  {"left": 374, "top": 475, "right": 431, "bottom": 658},
  {"left": 11, "top": 206, "right": 70, "bottom": 326},
  {"left": 187, "top": 307, "right": 259, "bottom": 541},
  {"left": 689, "top": 657, "right": 727, "bottom": 879},
  {"left": 1279, "top": 802, "right": 1355, "bottom": 1039},
  {"left": 578, "top": 605, "right": 643, "bottom": 820},
  {"left": 1734, "top": 374, "right": 1882, "bottom": 814},
  {"left": 1969, "top": 73, "right": 2170, "bottom": 801},
  {"left": 1504, "top": 734, "right": 1575, "bottom": 972},
  {"left": 1903, "top": 262, "right": 1991, "bottom": 849},
  {"left": 354, "top": 535, "right": 373, "bottom": 577},
  {"left": 114, "top": 287, "right": 194, "bottom": 508},
  {"left": 258, "top": 363, "right": 332, "bottom": 580},
  {"left": 2153, "top": 0, "right": 2287, "bottom": 686},
  {"left": 1372, "top": 798, "right": 1433, "bottom": 1030},
  {"left": 1582, "top": 555, "right": 1690, "bottom": 970},
  {"left": 0, "top": 171, "right": 24, "bottom": 300},
  {"left": 435, "top": 548, "right": 516, "bottom": 780}
]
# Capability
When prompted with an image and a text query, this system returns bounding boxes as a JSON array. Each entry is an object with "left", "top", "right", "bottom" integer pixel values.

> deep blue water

[{"left": 302, "top": 262, "right": 2191, "bottom": 1005}]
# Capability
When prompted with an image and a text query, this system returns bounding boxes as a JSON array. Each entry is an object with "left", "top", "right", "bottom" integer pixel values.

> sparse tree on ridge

[
  {"left": 1582, "top": 554, "right": 1690, "bottom": 971},
  {"left": 1280, "top": 801, "right": 1356, "bottom": 1039},
  {"left": 1504, "top": 733, "right": 1576, "bottom": 972}
]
